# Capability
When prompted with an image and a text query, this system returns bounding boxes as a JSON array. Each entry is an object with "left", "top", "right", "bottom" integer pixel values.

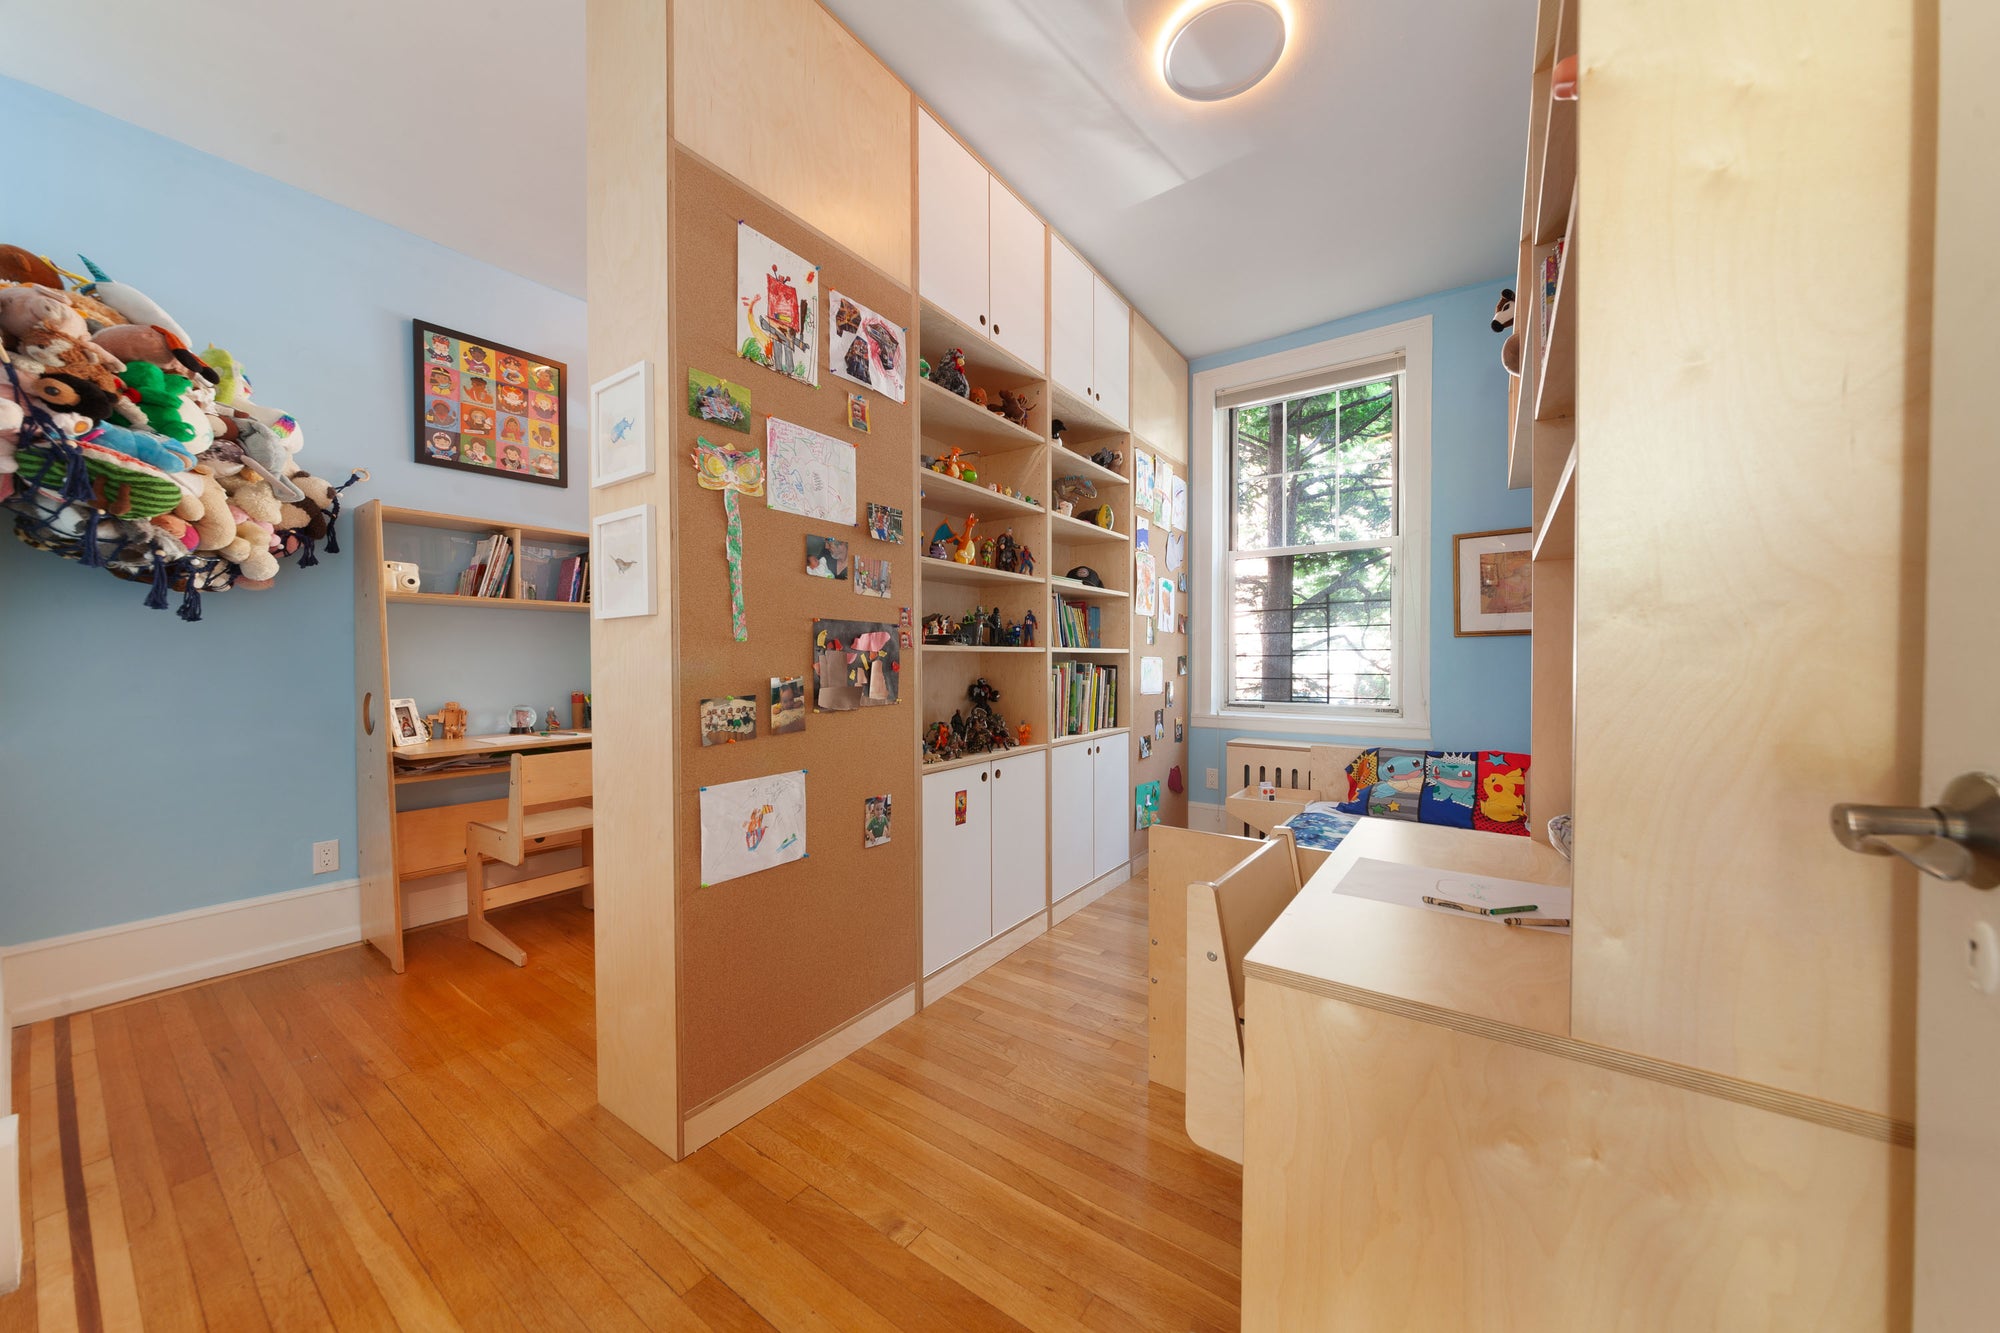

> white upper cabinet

[
  {"left": 917, "top": 110, "right": 989, "bottom": 336},
  {"left": 1051, "top": 238, "right": 1096, "bottom": 404},
  {"left": 1091, "top": 277, "right": 1130, "bottom": 428},
  {"left": 986, "top": 178, "right": 1046, "bottom": 373}
]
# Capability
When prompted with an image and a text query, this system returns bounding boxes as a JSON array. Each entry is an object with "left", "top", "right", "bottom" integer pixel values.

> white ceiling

[
  {"left": 0, "top": 0, "right": 587, "bottom": 298},
  {"left": 1, "top": 0, "right": 1531, "bottom": 357},
  {"left": 826, "top": 0, "right": 1535, "bottom": 357}
]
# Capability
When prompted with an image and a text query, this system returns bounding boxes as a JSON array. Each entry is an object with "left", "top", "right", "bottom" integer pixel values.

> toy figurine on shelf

[
  {"left": 929, "top": 347, "right": 970, "bottom": 397},
  {"left": 1051, "top": 418, "right": 1067, "bottom": 444},
  {"left": 1090, "top": 445, "right": 1123, "bottom": 472},
  {"left": 986, "top": 606, "right": 1003, "bottom": 645},
  {"left": 951, "top": 514, "right": 979, "bottom": 564},
  {"left": 992, "top": 388, "right": 1035, "bottom": 425},
  {"left": 995, "top": 528, "right": 1020, "bottom": 574},
  {"left": 1016, "top": 544, "right": 1036, "bottom": 578},
  {"left": 977, "top": 535, "right": 998, "bottom": 569},
  {"left": 428, "top": 701, "right": 468, "bottom": 741},
  {"left": 967, "top": 387, "right": 989, "bottom": 407},
  {"left": 1021, "top": 609, "right": 1037, "bottom": 647},
  {"left": 1017, "top": 721, "right": 1032, "bottom": 746},
  {"left": 922, "top": 612, "right": 956, "bottom": 644},
  {"left": 927, "top": 523, "right": 951, "bottom": 561}
]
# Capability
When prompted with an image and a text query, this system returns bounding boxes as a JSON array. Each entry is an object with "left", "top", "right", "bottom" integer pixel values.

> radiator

[{"left": 1223, "top": 739, "right": 1357, "bottom": 838}]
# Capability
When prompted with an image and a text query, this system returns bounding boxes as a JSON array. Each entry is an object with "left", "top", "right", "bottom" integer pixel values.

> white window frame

[{"left": 1192, "top": 315, "right": 1432, "bottom": 740}]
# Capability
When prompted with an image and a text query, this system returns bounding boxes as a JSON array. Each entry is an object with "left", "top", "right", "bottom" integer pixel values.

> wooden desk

[
  {"left": 1239, "top": 820, "right": 1910, "bottom": 1331},
  {"left": 392, "top": 731, "right": 592, "bottom": 763}
]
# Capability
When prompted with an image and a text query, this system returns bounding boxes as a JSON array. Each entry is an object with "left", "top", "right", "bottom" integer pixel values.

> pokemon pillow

[
  {"left": 1418, "top": 751, "right": 1478, "bottom": 828},
  {"left": 1343, "top": 747, "right": 1380, "bottom": 801},
  {"left": 1472, "top": 751, "right": 1532, "bottom": 836},
  {"left": 1336, "top": 747, "right": 1426, "bottom": 821}
]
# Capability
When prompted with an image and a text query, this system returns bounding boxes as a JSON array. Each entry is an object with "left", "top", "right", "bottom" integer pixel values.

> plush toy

[
  {"left": 0, "top": 285, "right": 130, "bottom": 409},
  {"left": 86, "top": 420, "right": 194, "bottom": 473},
  {"left": 120, "top": 361, "right": 197, "bottom": 442},
  {"left": 1552, "top": 54, "right": 1578, "bottom": 101},
  {"left": 74, "top": 256, "right": 188, "bottom": 342},
  {"left": 176, "top": 465, "right": 237, "bottom": 551},
  {"left": 1490, "top": 288, "right": 1516, "bottom": 334},
  {"left": 23, "top": 369, "right": 126, "bottom": 429},
  {"left": 929, "top": 347, "right": 970, "bottom": 397},
  {"left": 0, "top": 244, "right": 62, "bottom": 288},
  {"left": 228, "top": 414, "right": 305, "bottom": 501},
  {"left": 993, "top": 388, "right": 1035, "bottom": 425}
]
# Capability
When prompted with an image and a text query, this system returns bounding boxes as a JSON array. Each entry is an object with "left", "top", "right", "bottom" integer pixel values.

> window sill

[{"left": 1191, "top": 710, "right": 1433, "bottom": 742}]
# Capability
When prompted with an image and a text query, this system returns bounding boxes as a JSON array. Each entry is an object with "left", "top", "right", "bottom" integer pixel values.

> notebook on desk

[{"left": 1332, "top": 857, "right": 1573, "bottom": 932}]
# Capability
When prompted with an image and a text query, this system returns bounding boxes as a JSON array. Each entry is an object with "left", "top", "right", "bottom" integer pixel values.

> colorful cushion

[
  {"left": 1345, "top": 747, "right": 1423, "bottom": 821},
  {"left": 1473, "top": 750, "right": 1532, "bottom": 836},
  {"left": 1281, "top": 809, "right": 1359, "bottom": 852},
  {"left": 1343, "top": 747, "right": 1380, "bottom": 801},
  {"left": 1419, "top": 751, "right": 1478, "bottom": 828}
]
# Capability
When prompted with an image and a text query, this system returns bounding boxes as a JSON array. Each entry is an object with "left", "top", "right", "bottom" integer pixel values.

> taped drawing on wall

[
  {"left": 767, "top": 417, "right": 857, "bottom": 525},
  {"left": 737, "top": 223, "right": 818, "bottom": 386},
  {"left": 699, "top": 769, "right": 807, "bottom": 886},
  {"left": 828, "top": 291, "right": 907, "bottom": 403}
]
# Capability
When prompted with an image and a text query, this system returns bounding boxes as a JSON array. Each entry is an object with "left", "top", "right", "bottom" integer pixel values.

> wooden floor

[{"left": 2, "top": 877, "right": 1242, "bottom": 1331}]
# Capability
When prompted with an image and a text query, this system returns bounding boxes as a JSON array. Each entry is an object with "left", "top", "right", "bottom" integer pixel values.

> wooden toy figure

[{"left": 429, "top": 701, "right": 468, "bottom": 741}]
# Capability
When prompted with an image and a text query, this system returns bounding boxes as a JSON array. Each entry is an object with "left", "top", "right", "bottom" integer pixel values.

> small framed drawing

[
  {"left": 590, "top": 360, "right": 654, "bottom": 487},
  {"left": 1454, "top": 528, "right": 1533, "bottom": 636},
  {"left": 592, "top": 504, "right": 658, "bottom": 619},
  {"left": 388, "top": 698, "right": 430, "bottom": 748}
]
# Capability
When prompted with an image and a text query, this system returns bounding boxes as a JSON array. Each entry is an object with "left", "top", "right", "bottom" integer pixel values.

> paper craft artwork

[
  {"left": 805, "top": 534, "right": 849, "bottom": 579},
  {"left": 416, "top": 320, "right": 567, "bottom": 485},
  {"left": 867, "top": 503, "right": 904, "bottom": 544},
  {"left": 1165, "top": 530, "right": 1185, "bottom": 572},
  {"left": 828, "top": 291, "right": 907, "bottom": 402},
  {"left": 1135, "top": 780, "right": 1163, "bottom": 830},
  {"left": 737, "top": 223, "right": 818, "bottom": 386},
  {"left": 770, "top": 675, "right": 807, "bottom": 734},
  {"left": 863, "top": 794, "right": 892, "bottom": 848},
  {"left": 854, "top": 557, "right": 892, "bottom": 598},
  {"left": 1155, "top": 461, "right": 1176, "bottom": 524},
  {"left": 1133, "top": 549, "right": 1157, "bottom": 617},
  {"left": 847, "top": 392, "right": 871, "bottom": 433},
  {"left": 1169, "top": 473, "right": 1188, "bottom": 532},
  {"left": 813, "top": 619, "right": 900, "bottom": 710},
  {"left": 699, "top": 770, "right": 807, "bottom": 887},
  {"left": 1133, "top": 451, "right": 1154, "bottom": 520},
  {"left": 767, "top": 418, "right": 857, "bottom": 525},
  {"left": 699, "top": 695, "right": 757, "bottom": 747},
  {"left": 1140, "top": 656, "right": 1164, "bottom": 695},
  {"left": 693, "top": 436, "right": 765, "bottom": 641},
  {"left": 1134, "top": 514, "right": 1150, "bottom": 550},
  {"left": 687, "top": 369, "right": 751, "bottom": 433},
  {"left": 1158, "top": 577, "right": 1175, "bottom": 634}
]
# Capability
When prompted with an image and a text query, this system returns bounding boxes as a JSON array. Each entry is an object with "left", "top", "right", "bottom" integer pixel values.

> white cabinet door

[
  {"left": 918, "top": 110, "right": 989, "bottom": 334},
  {"left": 986, "top": 178, "right": 1046, "bottom": 373},
  {"left": 1049, "top": 740, "right": 1095, "bottom": 900},
  {"left": 922, "top": 765, "right": 992, "bottom": 973},
  {"left": 1050, "top": 238, "right": 1096, "bottom": 403},
  {"left": 989, "top": 750, "right": 1048, "bottom": 932},
  {"left": 1092, "top": 738, "right": 1130, "bottom": 881},
  {"left": 1092, "top": 277, "right": 1131, "bottom": 428}
]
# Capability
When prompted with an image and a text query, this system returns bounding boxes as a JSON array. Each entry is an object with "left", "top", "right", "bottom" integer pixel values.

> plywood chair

[
  {"left": 465, "top": 749, "right": 594, "bottom": 965},
  {"left": 1185, "top": 833, "right": 1304, "bottom": 1163}
]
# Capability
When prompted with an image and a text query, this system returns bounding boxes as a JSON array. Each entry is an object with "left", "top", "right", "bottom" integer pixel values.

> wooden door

[
  {"left": 1913, "top": 0, "right": 2000, "bottom": 1320},
  {"left": 922, "top": 764, "right": 993, "bottom": 973},
  {"left": 989, "top": 749, "right": 1048, "bottom": 932},
  {"left": 1092, "top": 738, "right": 1130, "bottom": 881},
  {"left": 1049, "top": 739, "right": 1095, "bottom": 899},
  {"left": 986, "top": 177, "right": 1046, "bottom": 372},
  {"left": 1092, "top": 277, "right": 1130, "bottom": 428},
  {"left": 917, "top": 109, "right": 989, "bottom": 333},
  {"left": 1050, "top": 237, "right": 1095, "bottom": 402}
]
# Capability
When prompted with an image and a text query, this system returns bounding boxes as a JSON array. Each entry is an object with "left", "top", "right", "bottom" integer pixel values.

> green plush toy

[{"left": 120, "top": 361, "right": 195, "bottom": 442}]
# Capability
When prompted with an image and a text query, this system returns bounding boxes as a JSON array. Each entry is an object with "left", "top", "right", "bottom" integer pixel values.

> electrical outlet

[
  {"left": 1204, "top": 767, "right": 1219, "bottom": 790},
  {"left": 312, "top": 840, "right": 340, "bottom": 875}
]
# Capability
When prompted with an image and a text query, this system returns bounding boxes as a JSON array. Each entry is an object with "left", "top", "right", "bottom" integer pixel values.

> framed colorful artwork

[
  {"left": 414, "top": 320, "right": 568, "bottom": 486},
  {"left": 1454, "top": 528, "right": 1533, "bottom": 636}
]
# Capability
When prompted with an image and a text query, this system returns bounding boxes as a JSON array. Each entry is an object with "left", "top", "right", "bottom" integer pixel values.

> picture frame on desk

[
  {"left": 388, "top": 697, "right": 430, "bottom": 748},
  {"left": 590, "top": 359, "right": 655, "bottom": 487},
  {"left": 591, "top": 504, "right": 658, "bottom": 619}
]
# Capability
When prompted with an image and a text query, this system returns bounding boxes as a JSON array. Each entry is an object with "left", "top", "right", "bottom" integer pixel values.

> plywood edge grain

[
  {"left": 680, "top": 985, "right": 917, "bottom": 1152},
  {"left": 922, "top": 914, "right": 1048, "bottom": 1007},
  {"left": 1243, "top": 967, "right": 1914, "bottom": 1147}
]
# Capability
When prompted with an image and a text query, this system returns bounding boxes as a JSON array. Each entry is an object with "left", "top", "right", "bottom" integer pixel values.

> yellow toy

[
  {"left": 951, "top": 513, "right": 980, "bottom": 564},
  {"left": 1479, "top": 768, "right": 1526, "bottom": 824}
]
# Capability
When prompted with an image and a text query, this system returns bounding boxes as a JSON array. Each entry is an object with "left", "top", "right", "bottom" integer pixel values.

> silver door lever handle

[{"left": 1830, "top": 771, "right": 2000, "bottom": 888}]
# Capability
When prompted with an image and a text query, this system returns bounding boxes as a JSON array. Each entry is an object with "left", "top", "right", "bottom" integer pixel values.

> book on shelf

[
  {"left": 1054, "top": 597, "right": 1106, "bottom": 650},
  {"left": 1051, "top": 660, "right": 1118, "bottom": 736}
]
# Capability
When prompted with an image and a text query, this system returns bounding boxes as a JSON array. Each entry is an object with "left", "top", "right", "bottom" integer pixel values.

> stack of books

[
  {"left": 455, "top": 533, "right": 514, "bottom": 597},
  {"left": 553, "top": 552, "right": 590, "bottom": 603},
  {"left": 1054, "top": 598, "right": 1102, "bottom": 649},
  {"left": 1053, "top": 661, "right": 1118, "bottom": 736}
]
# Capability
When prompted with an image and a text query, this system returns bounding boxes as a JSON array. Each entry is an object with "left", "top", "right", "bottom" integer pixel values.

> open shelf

[
  {"left": 921, "top": 644, "right": 1044, "bottom": 655},
  {"left": 919, "top": 299, "right": 1044, "bottom": 384},
  {"left": 1049, "top": 511, "right": 1130, "bottom": 544},
  {"left": 918, "top": 467, "right": 1045, "bottom": 517},
  {"left": 919, "top": 378, "right": 1046, "bottom": 456},
  {"left": 388, "top": 591, "right": 589, "bottom": 612},
  {"left": 1048, "top": 576, "right": 1128, "bottom": 601},
  {"left": 922, "top": 742, "right": 1047, "bottom": 775},
  {"left": 1533, "top": 97, "right": 1576, "bottom": 246},
  {"left": 1051, "top": 726, "right": 1128, "bottom": 746},
  {"left": 392, "top": 763, "right": 510, "bottom": 785},
  {"left": 1049, "top": 444, "right": 1130, "bottom": 489},
  {"left": 919, "top": 557, "right": 1045, "bottom": 589},
  {"left": 1051, "top": 645, "right": 1128, "bottom": 656},
  {"left": 1534, "top": 200, "right": 1576, "bottom": 423},
  {"left": 1533, "top": 442, "right": 1577, "bottom": 561},
  {"left": 380, "top": 506, "right": 585, "bottom": 548},
  {"left": 1051, "top": 382, "right": 1120, "bottom": 437}
]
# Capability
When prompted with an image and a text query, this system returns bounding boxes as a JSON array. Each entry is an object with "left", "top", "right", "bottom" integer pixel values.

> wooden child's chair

[{"left": 464, "top": 749, "right": 594, "bottom": 965}]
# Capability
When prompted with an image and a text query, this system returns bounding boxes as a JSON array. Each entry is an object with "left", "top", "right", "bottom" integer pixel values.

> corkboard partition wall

[{"left": 673, "top": 151, "right": 919, "bottom": 1108}]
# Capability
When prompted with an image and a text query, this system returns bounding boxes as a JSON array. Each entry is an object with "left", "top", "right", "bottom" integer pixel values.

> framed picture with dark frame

[
  {"left": 1453, "top": 527, "right": 1533, "bottom": 636},
  {"left": 412, "top": 319, "right": 569, "bottom": 487}
]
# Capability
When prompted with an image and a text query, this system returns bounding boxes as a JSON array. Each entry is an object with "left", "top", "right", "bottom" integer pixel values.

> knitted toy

[
  {"left": 928, "top": 347, "right": 970, "bottom": 397},
  {"left": 120, "top": 361, "right": 196, "bottom": 442}
]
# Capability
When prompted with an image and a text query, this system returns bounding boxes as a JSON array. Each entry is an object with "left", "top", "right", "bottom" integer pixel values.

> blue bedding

[{"left": 1280, "top": 808, "right": 1361, "bottom": 852}]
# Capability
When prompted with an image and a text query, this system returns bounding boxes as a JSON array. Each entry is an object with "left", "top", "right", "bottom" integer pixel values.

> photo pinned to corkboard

[
  {"left": 1454, "top": 528, "right": 1532, "bottom": 636},
  {"left": 700, "top": 695, "right": 758, "bottom": 747},
  {"left": 805, "top": 534, "right": 850, "bottom": 580},
  {"left": 853, "top": 557, "right": 892, "bottom": 599},
  {"left": 846, "top": 391, "right": 871, "bottom": 433},
  {"left": 863, "top": 794, "right": 892, "bottom": 848},
  {"left": 414, "top": 319, "right": 567, "bottom": 485},
  {"left": 867, "top": 503, "right": 904, "bottom": 544},
  {"left": 769, "top": 675, "right": 807, "bottom": 735},
  {"left": 687, "top": 368, "right": 751, "bottom": 433}
]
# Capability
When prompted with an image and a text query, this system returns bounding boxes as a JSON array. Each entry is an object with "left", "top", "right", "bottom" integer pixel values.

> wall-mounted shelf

[
  {"left": 919, "top": 379, "right": 1046, "bottom": 454},
  {"left": 921, "top": 644, "right": 1045, "bottom": 655},
  {"left": 387, "top": 591, "right": 588, "bottom": 612},
  {"left": 921, "top": 742, "right": 1047, "bottom": 775},
  {"left": 1049, "top": 512, "right": 1130, "bottom": 544},
  {"left": 919, "top": 557, "right": 1045, "bottom": 588},
  {"left": 1049, "top": 577, "right": 1129, "bottom": 600},
  {"left": 918, "top": 468, "right": 1045, "bottom": 516},
  {"left": 1051, "top": 726, "right": 1129, "bottom": 746},
  {"left": 1052, "top": 645, "right": 1129, "bottom": 656}
]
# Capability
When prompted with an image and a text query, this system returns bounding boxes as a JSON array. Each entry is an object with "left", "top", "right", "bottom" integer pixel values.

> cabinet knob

[
  {"left": 981, "top": 771, "right": 988, "bottom": 781},
  {"left": 979, "top": 314, "right": 987, "bottom": 326},
  {"left": 993, "top": 323, "right": 1000, "bottom": 336}
]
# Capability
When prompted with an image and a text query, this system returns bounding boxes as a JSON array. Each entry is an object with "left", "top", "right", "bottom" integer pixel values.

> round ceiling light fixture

[{"left": 1161, "top": 0, "right": 1288, "bottom": 102}]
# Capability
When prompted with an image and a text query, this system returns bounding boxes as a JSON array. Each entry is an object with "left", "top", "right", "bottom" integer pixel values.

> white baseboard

[
  {"left": 1, "top": 848, "right": 583, "bottom": 1028},
  {"left": 0, "top": 1114, "right": 17, "bottom": 1296},
  {"left": 1188, "top": 802, "right": 1228, "bottom": 834},
  {"left": 681, "top": 986, "right": 917, "bottom": 1155}
]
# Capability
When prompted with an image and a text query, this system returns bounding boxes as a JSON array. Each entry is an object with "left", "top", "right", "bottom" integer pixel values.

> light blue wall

[
  {"left": 1187, "top": 280, "right": 1530, "bottom": 805},
  {"left": 0, "top": 80, "right": 588, "bottom": 944}
]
